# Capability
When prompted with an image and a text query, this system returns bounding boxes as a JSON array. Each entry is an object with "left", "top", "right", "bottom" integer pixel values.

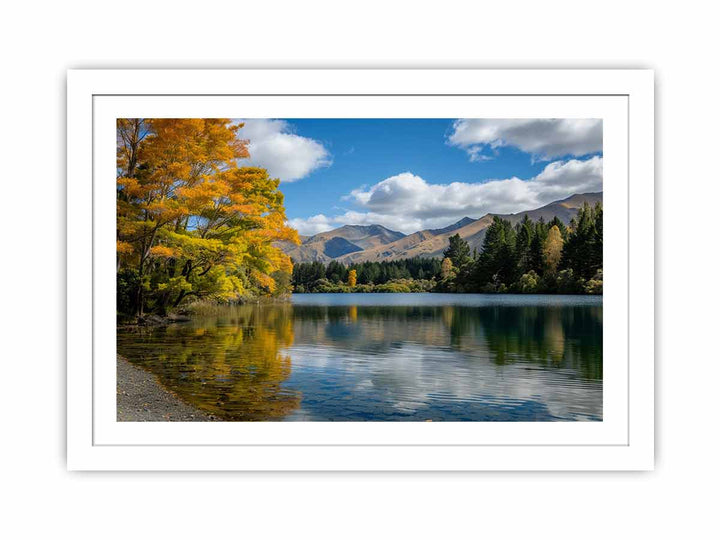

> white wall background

[{"left": 1, "top": 1, "right": 716, "bottom": 538}]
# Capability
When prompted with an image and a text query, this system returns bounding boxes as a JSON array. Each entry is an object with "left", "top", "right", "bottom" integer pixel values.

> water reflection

[
  {"left": 117, "top": 304, "right": 300, "bottom": 420},
  {"left": 117, "top": 294, "right": 602, "bottom": 421}
]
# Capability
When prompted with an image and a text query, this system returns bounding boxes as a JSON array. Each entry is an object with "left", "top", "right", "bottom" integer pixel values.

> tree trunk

[{"left": 173, "top": 290, "right": 186, "bottom": 308}]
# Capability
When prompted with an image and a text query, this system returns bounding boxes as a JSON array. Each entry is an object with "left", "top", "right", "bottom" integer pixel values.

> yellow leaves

[
  {"left": 117, "top": 177, "right": 143, "bottom": 197},
  {"left": 158, "top": 161, "right": 193, "bottom": 183},
  {"left": 144, "top": 119, "right": 247, "bottom": 174},
  {"left": 277, "top": 224, "right": 300, "bottom": 245},
  {"left": 266, "top": 247, "right": 293, "bottom": 274},
  {"left": 115, "top": 240, "right": 134, "bottom": 255},
  {"left": 225, "top": 166, "right": 273, "bottom": 188},
  {"left": 544, "top": 225, "right": 564, "bottom": 272},
  {"left": 163, "top": 231, "right": 224, "bottom": 254},
  {"left": 249, "top": 214, "right": 300, "bottom": 245},
  {"left": 440, "top": 257, "right": 455, "bottom": 280},
  {"left": 157, "top": 276, "right": 192, "bottom": 293},
  {"left": 194, "top": 266, "right": 246, "bottom": 300},
  {"left": 149, "top": 245, "right": 178, "bottom": 258},
  {"left": 117, "top": 118, "right": 300, "bottom": 304},
  {"left": 117, "top": 241, "right": 134, "bottom": 254},
  {"left": 251, "top": 269, "right": 276, "bottom": 293},
  {"left": 227, "top": 203, "right": 259, "bottom": 216},
  {"left": 348, "top": 269, "right": 357, "bottom": 287},
  {"left": 276, "top": 252, "right": 294, "bottom": 274},
  {"left": 143, "top": 200, "right": 174, "bottom": 216}
]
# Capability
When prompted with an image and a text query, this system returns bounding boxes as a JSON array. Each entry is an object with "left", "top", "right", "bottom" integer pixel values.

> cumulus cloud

[
  {"left": 287, "top": 214, "right": 336, "bottom": 236},
  {"left": 448, "top": 118, "right": 602, "bottom": 161},
  {"left": 289, "top": 156, "right": 602, "bottom": 235},
  {"left": 237, "top": 119, "right": 331, "bottom": 182}
]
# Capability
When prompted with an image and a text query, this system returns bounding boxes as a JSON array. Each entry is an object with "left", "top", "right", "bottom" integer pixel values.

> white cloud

[
  {"left": 237, "top": 119, "right": 331, "bottom": 182},
  {"left": 289, "top": 211, "right": 430, "bottom": 236},
  {"left": 448, "top": 119, "right": 602, "bottom": 161},
  {"left": 289, "top": 156, "right": 602, "bottom": 235},
  {"left": 287, "top": 214, "right": 335, "bottom": 236}
]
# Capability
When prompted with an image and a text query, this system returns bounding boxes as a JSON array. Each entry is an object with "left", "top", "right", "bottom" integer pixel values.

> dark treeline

[
  {"left": 292, "top": 202, "right": 602, "bottom": 295},
  {"left": 293, "top": 257, "right": 441, "bottom": 293}
]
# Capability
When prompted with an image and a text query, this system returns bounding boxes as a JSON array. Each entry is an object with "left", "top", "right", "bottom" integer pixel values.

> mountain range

[{"left": 279, "top": 192, "right": 602, "bottom": 264}]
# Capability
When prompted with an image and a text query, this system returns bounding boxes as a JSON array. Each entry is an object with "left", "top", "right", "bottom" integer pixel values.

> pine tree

[
  {"left": 443, "top": 233, "right": 472, "bottom": 268},
  {"left": 473, "top": 216, "right": 517, "bottom": 288},
  {"left": 561, "top": 203, "right": 599, "bottom": 279},
  {"left": 528, "top": 217, "right": 548, "bottom": 274},
  {"left": 591, "top": 202, "right": 603, "bottom": 273},
  {"left": 515, "top": 214, "right": 534, "bottom": 274}
]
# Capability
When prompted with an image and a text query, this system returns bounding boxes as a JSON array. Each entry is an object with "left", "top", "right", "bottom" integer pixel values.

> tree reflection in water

[
  {"left": 118, "top": 304, "right": 300, "bottom": 420},
  {"left": 291, "top": 303, "right": 602, "bottom": 380}
]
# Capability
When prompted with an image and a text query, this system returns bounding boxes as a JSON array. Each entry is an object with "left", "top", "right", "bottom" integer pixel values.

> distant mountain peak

[
  {"left": 430, "top": 216, "right": 476, "bottom": 235},
  {"left": 556, "top": 192, "right": 603, "bottom": 208},
  {"left": 336, "top": 223, "right": 404, "bottom": 235},
  {"left": 304, "top": 223, "right": 405, "bottom": 244}
]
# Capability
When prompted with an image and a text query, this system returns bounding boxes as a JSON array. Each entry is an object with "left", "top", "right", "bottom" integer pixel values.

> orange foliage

[
  {"left": 149, "top": 245, "right": 178, "bottom": 258},
  {"left": 117, "top": 118, "right": 300, "bottom": 313}
]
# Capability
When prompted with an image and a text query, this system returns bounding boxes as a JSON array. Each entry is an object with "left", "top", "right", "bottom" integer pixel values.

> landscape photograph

[{"left": 116, "top": 117, "right": 603, "bottom": 422}]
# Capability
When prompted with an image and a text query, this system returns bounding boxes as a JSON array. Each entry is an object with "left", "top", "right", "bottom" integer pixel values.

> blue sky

[{"left": 236, "top": 118, "right": 603, "bottom": 235}]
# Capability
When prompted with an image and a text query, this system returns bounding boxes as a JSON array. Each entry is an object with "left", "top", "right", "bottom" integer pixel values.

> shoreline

[
  {"left": 116, "top": 355, "right": 215, "bottom": 422},
  {"left": 291, "top": 291, "right": 602, "bottom": 295}
]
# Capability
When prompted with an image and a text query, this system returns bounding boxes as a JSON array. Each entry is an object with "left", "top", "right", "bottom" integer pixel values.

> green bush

[
  {"left": 584, "top": 269, "right": 603, "bottom": 294},
  {"left": 517, "top": 270, "right": 540, "bottom": 293},
  {"left": 556, "top": 269, "right": 586, "bottom": 294}
]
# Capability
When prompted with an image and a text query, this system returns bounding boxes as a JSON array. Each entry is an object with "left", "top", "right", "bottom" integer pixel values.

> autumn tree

[
  {"left": 347, "top": 269, "right": 357, "bottom": 287},
  {"left": 543, "top": 225, "right": 564, "bottom": 273},
  {"left": 440, "top": 257, "right": 455, "bottom": 280},
  {"left": 117, "top": 118, "right": 299, "bottom": 316},
  {"left": 548, "top": 216, "right": 568, "bottom": 240}
]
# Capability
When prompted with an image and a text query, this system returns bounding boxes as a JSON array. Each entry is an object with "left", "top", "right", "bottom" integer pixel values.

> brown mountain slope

[
  {"left": 279, "top": 224, "right": 406, "bottom": 263},
  {"left": 305, "top": 224, "right": 405, "bottom": 249},
  {"left": 336, "top": 192, "right": 602, "bottom": 263}
]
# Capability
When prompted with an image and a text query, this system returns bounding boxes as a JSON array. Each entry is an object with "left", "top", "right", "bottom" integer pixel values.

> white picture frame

[{"left": 67, "top": 68, "right": 654, "bottom": 471}]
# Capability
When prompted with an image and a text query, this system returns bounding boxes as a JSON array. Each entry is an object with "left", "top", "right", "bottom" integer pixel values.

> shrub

[
  {"left": 375, "top": 281, "right": 412, "bottom": 293},
  {"left": 517, "top": 270, "right": 540, "bottom": 293},
  {"left": 556, "top": 269, "right": 585, "bottom": 294},
  {"left": 584, "top": 269, "right": 603, "bottom": 294}
]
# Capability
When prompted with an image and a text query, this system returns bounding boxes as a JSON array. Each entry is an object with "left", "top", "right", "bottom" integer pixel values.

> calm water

[{"left": 117, "top": 293, "right": 602, "bottom": 421}]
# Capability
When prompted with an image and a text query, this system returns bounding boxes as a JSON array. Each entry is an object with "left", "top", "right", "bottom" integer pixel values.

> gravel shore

[{"left": 117, "top": 355, "right": 215, "bottom": 421}]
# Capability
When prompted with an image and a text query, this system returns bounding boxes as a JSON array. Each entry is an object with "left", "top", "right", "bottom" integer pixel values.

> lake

[{"left": 117, "top": 293, "right": 603, "bottom": 421}]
